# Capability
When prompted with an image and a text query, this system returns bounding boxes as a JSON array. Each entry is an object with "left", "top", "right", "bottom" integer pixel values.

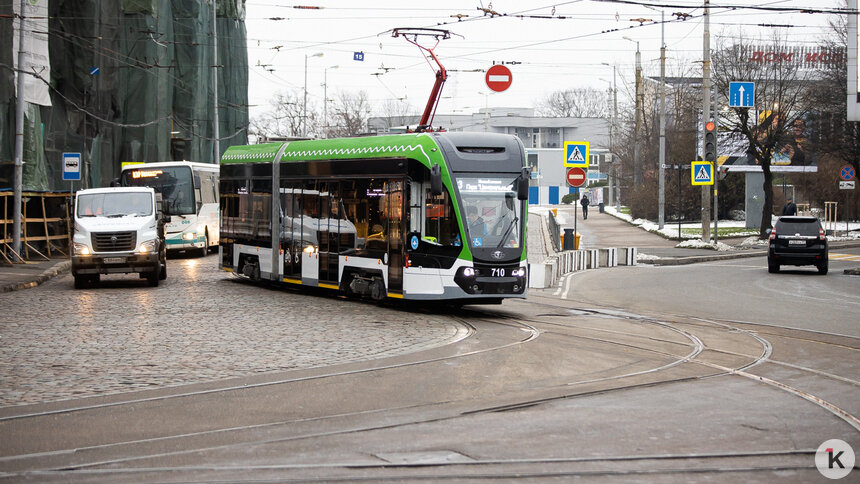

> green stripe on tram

[{"left": 220, "top": 134, "right": 442, "bottom": 167}]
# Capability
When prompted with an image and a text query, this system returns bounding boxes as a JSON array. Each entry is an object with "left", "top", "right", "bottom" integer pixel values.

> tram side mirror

[
  {"left": 430, "top": 165, "right": 443, "bottom": 196},
  {"left": 517, "top": 167, "right": 531, "bottom": 201}
]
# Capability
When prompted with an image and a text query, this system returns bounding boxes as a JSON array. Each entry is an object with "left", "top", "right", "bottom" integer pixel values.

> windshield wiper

[{"left": 496, "top": 215, "right": 519, "bottom": 248}]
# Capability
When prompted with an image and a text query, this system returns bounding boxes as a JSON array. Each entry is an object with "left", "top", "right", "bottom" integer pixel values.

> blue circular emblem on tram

[{"left": 410, "top": 235, "right": 419, "bottom": 250}]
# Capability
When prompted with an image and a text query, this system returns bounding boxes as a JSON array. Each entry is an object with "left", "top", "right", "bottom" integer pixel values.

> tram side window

[
  {"left": 251, "top": 178, "right": 272, "bottom": 241},
  {"left": 365, "top": 179, "right": 388, "bottom": 251},
  {"left": 220, "top": 178, "right": 242, "bottom": 239},
  {"left": 340, "top": 180, "right": 369, "bottom": 251},
  {"left": 425, "top": 189, "right": 460, "bottom": 247}
]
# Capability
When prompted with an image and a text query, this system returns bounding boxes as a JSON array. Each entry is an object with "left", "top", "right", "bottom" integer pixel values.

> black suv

[{"left": 768, "top": 216, "right": 828, "bottom": 274}]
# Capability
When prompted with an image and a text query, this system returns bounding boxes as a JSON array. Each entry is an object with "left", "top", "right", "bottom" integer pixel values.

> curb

[
  {"left": 639, "top": 241, "right": 860, "bottom": 266},
  {"left": 641, "top": 250, "right": 767, "bottom": 266},
  {"left": 0, "top": 260, "right": 71, "bottom": 293}
]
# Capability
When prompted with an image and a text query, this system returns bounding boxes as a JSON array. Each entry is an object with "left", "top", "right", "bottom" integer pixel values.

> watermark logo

[{"left": 816, "top": 439, "right": 855, "bottom": 480}]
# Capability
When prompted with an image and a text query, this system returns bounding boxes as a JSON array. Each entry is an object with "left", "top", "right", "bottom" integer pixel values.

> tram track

[
  {"left": 12, "top": 449, "right": 819, "bottom": 482},
  {"left": 1, "top": 299, "right": 857, "bottom": 479}
]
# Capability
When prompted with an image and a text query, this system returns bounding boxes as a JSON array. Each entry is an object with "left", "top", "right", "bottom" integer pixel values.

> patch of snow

[
  {"left": 676, "top": 240, "right": 733, "bottom": 251},
  {"left": 637, "top": 252, "right": 661, "bottom": 261}
]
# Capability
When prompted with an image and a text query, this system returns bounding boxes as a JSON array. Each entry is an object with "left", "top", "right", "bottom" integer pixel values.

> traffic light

[{"left": 704, "top": 121, "right": 716, "bottom": 163}]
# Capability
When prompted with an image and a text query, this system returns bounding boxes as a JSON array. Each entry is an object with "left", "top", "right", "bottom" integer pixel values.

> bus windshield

[
  {"left": 122, "top": 166, "right": 196, "bottom": 215},
  {"left": 457, "top": 176, "right": 522, "bottom": 249}
]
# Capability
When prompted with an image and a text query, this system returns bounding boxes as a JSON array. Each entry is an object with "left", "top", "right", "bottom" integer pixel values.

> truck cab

[{"left": 71, "top": 187, "right": 167, "bottom": 288}]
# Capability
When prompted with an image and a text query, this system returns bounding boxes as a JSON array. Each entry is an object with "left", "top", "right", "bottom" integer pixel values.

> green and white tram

[{"left": 219, "top": 132, "right": 530, "bottom": 304}]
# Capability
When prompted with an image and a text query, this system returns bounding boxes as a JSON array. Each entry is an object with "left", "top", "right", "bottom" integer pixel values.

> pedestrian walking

[
  {"left": 782, "top": 196, "right": 797, "bottom": 216},
  {"left": 580, "top": 195, "right": 590, "bottom": 220}
]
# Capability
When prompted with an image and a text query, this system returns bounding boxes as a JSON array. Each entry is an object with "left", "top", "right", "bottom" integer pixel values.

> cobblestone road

[{"left": 0, "top": 255, "right": 469, "bottom": 407}]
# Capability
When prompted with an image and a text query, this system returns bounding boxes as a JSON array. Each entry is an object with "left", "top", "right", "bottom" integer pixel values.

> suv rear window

[{"left": 775, "top": 218, "right": 820, "bottom": 235}]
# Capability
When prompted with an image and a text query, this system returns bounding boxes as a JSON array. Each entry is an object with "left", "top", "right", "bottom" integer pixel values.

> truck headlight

[
  {"left": 137, "top": 239, "right": 158, "bottom": 254},
  {"left": 73, "top": 242, "right": 91, "bottom": 256}
]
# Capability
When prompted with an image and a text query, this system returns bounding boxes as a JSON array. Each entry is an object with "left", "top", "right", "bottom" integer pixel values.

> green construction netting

[{"left": 0, "top": 0, "right": 248, "bottom": 191}]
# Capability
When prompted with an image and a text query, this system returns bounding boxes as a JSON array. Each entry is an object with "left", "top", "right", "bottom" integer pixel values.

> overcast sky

[{"left": 243, "top": 1, "right": 844, "bottom": 121}]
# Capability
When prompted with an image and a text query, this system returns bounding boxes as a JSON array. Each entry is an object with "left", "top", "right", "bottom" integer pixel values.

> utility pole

[
  {"left": 12, "top": 0, "right": 27, "bottom": 260},
  {"left": 701, "top": 0, "right": 712, "bottom": 242},
  {"left": 658, "top": 11, "right": 667, "bottom": 230},
  {"left": 212, "top": 0, "right": 220, "bottom": 162},
  {"left": 712, "top": 82, "right": 719, "bottom": 245},
  {"left": 634, "top": 43, "right": 643, "bottom": 187}
]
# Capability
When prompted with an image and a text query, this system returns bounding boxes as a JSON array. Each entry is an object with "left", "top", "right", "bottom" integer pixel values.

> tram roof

[{"left": 220, "top": 133, "right": 440, "bottom": 165}]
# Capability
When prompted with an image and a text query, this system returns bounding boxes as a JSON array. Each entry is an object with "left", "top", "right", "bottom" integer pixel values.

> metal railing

[{"left": 547, "top": 210, "right": 561, "bottom": 252}]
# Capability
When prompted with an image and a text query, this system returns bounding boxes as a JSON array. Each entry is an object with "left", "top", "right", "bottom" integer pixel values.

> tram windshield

[{"left": 457, "top": 176, "right": 522, "bottom": 249}]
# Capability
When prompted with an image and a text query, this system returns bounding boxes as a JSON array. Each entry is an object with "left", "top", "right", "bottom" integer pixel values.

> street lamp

[
  {"left": 303, "top": 52, "right": 323, "bottom": 137},
  {"left": 323, "top": 65, "right": 338, "bottom": 136},
  {"left": 623, "top": 36, "right": 643, "bottom": 188}
]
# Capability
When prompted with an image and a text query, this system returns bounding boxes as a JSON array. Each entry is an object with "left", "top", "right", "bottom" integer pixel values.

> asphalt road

[{"left": 0, "top": 251, "right": 857, "bottom": 482}]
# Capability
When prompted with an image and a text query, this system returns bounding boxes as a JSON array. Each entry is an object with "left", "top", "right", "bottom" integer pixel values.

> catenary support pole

[
  {"left": 212, "top": 0, "right": 220, "bottom": 162},
  {"left": 701, "top": 0, "right": 712, "bottom": 242},
  {"left": 12, "top": 0, "right": 27, "bottom": 261},
  {"left": 658, "top": 11, "right": 666, "bottom": 230}
]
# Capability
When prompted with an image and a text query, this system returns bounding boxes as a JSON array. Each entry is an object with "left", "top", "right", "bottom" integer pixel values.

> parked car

[{"left": 767, "top": 216, "right": 828, "bottom": 274}]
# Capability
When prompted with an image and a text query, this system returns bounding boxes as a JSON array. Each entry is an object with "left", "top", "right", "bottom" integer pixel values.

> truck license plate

[{"left": 103, "top": 257, "right": 125, "bottom": 264}]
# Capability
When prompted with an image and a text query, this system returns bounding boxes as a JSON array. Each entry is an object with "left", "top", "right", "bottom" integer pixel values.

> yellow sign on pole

[
  {"left": 563, "top": 141, "right": 589, "bottom": 168},
  {"left": 691, "top": 161, "right": 714, "bottom": 185}
]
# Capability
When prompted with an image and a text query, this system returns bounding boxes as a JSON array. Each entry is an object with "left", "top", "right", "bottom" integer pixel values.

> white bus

[{"left": 120, "top": 161, "right": 219, "bottom": 256}]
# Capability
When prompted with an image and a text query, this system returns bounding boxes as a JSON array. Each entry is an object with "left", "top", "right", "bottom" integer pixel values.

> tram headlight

[
  {"left": 511, "top": 267, "right": 526, "bottom": 277},
  {"left": 462, "top": 267, "right": 475, "bottom": 278},
  {"left": 303, "top": 244, "right": 318, "bottom": 254}
]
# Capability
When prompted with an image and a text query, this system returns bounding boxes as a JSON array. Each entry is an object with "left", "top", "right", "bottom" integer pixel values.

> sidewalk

[
  {"left": 0, "top": 257, "right": 70, "bottom": 293},
  {"left": 544, "top": 205, "right": 860, "bottom": 266}
]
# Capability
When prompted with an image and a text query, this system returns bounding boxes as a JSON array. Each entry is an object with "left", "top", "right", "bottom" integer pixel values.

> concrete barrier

[{"left": 528, "top": 247, "right": 638, "bottom": 288}]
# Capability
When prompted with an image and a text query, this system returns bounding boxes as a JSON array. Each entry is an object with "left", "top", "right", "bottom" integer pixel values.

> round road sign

[
  {"left": 566, "top": 167, "right": 587, "bottom": 187},
  {"left": 485, "top": 64, "right": 512, "bottom": 92},
  {"left": 840, "top": 164, "right": 855, "bottom": 181}
]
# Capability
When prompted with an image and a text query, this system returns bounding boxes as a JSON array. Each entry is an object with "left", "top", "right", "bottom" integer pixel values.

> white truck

[{"left": 71, "top": 187, "right": 167, "bottom": 289}]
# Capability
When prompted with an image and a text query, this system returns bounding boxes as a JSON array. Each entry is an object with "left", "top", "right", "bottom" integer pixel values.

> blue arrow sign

[{"left": 729, "top": 81, "right": 755, "bottom": 108}]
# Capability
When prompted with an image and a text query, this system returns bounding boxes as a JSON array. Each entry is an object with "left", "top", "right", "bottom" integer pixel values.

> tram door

[
  {"left": 318, "top": 181, "right": 339, "bottom": 285},
  {"left": 386, "top": 179, "right": 405, "bottom": 295},
  {"left": 281, "top": 184, "right": 302, "bottom": 281}
]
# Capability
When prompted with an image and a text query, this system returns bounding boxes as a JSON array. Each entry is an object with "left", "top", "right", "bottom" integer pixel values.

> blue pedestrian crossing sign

[
  {"left": 729, "top": 81, "right": 755, "bottom": 108},
  {"left": 691, "top": 161, "right": 714, "bottom": 185},
  {"left": 563, "top": 141, "right": 589, "bottom": 168}
]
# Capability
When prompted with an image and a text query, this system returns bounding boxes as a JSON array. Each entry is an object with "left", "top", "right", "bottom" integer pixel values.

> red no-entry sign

[
  {"left": 567, "top": 167, "right": 587, "bottom": 187},
  {"left": 485, "top": 65, "right": 512, "bottom": 92}
]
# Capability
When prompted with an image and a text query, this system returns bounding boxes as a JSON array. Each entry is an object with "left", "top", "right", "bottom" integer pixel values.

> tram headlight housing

[
  {"left": 462, "top": 267, "right": 475, "bottom": 278},
  {"left": 511, "top": 267, "right": 526, "bottom": 277}
]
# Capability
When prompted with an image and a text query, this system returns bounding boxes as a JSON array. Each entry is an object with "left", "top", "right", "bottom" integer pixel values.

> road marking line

[{"left": 829, "top": 253, "right": 860, "bottom": 261}]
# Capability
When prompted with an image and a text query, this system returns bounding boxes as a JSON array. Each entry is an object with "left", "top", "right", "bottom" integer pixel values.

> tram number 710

[{"left": 491, "top": 268, "right": 506, "bottom": 277}]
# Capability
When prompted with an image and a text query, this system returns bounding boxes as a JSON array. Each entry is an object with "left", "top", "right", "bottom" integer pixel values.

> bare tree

[
  {"left": 328, "top": 91, "right": 372, "bottom": 137},
  {"left": 535, "top": 88, "right": 609, "bottom": 118},
  {"left": 372, "top": 99, "right": 420, "bottom": 132},
  {"left": 713, "top": 34, "right": 815, "bottom": 238},
  {"left": 249, "top": 91, "right": 318, "bottom": 139}
]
